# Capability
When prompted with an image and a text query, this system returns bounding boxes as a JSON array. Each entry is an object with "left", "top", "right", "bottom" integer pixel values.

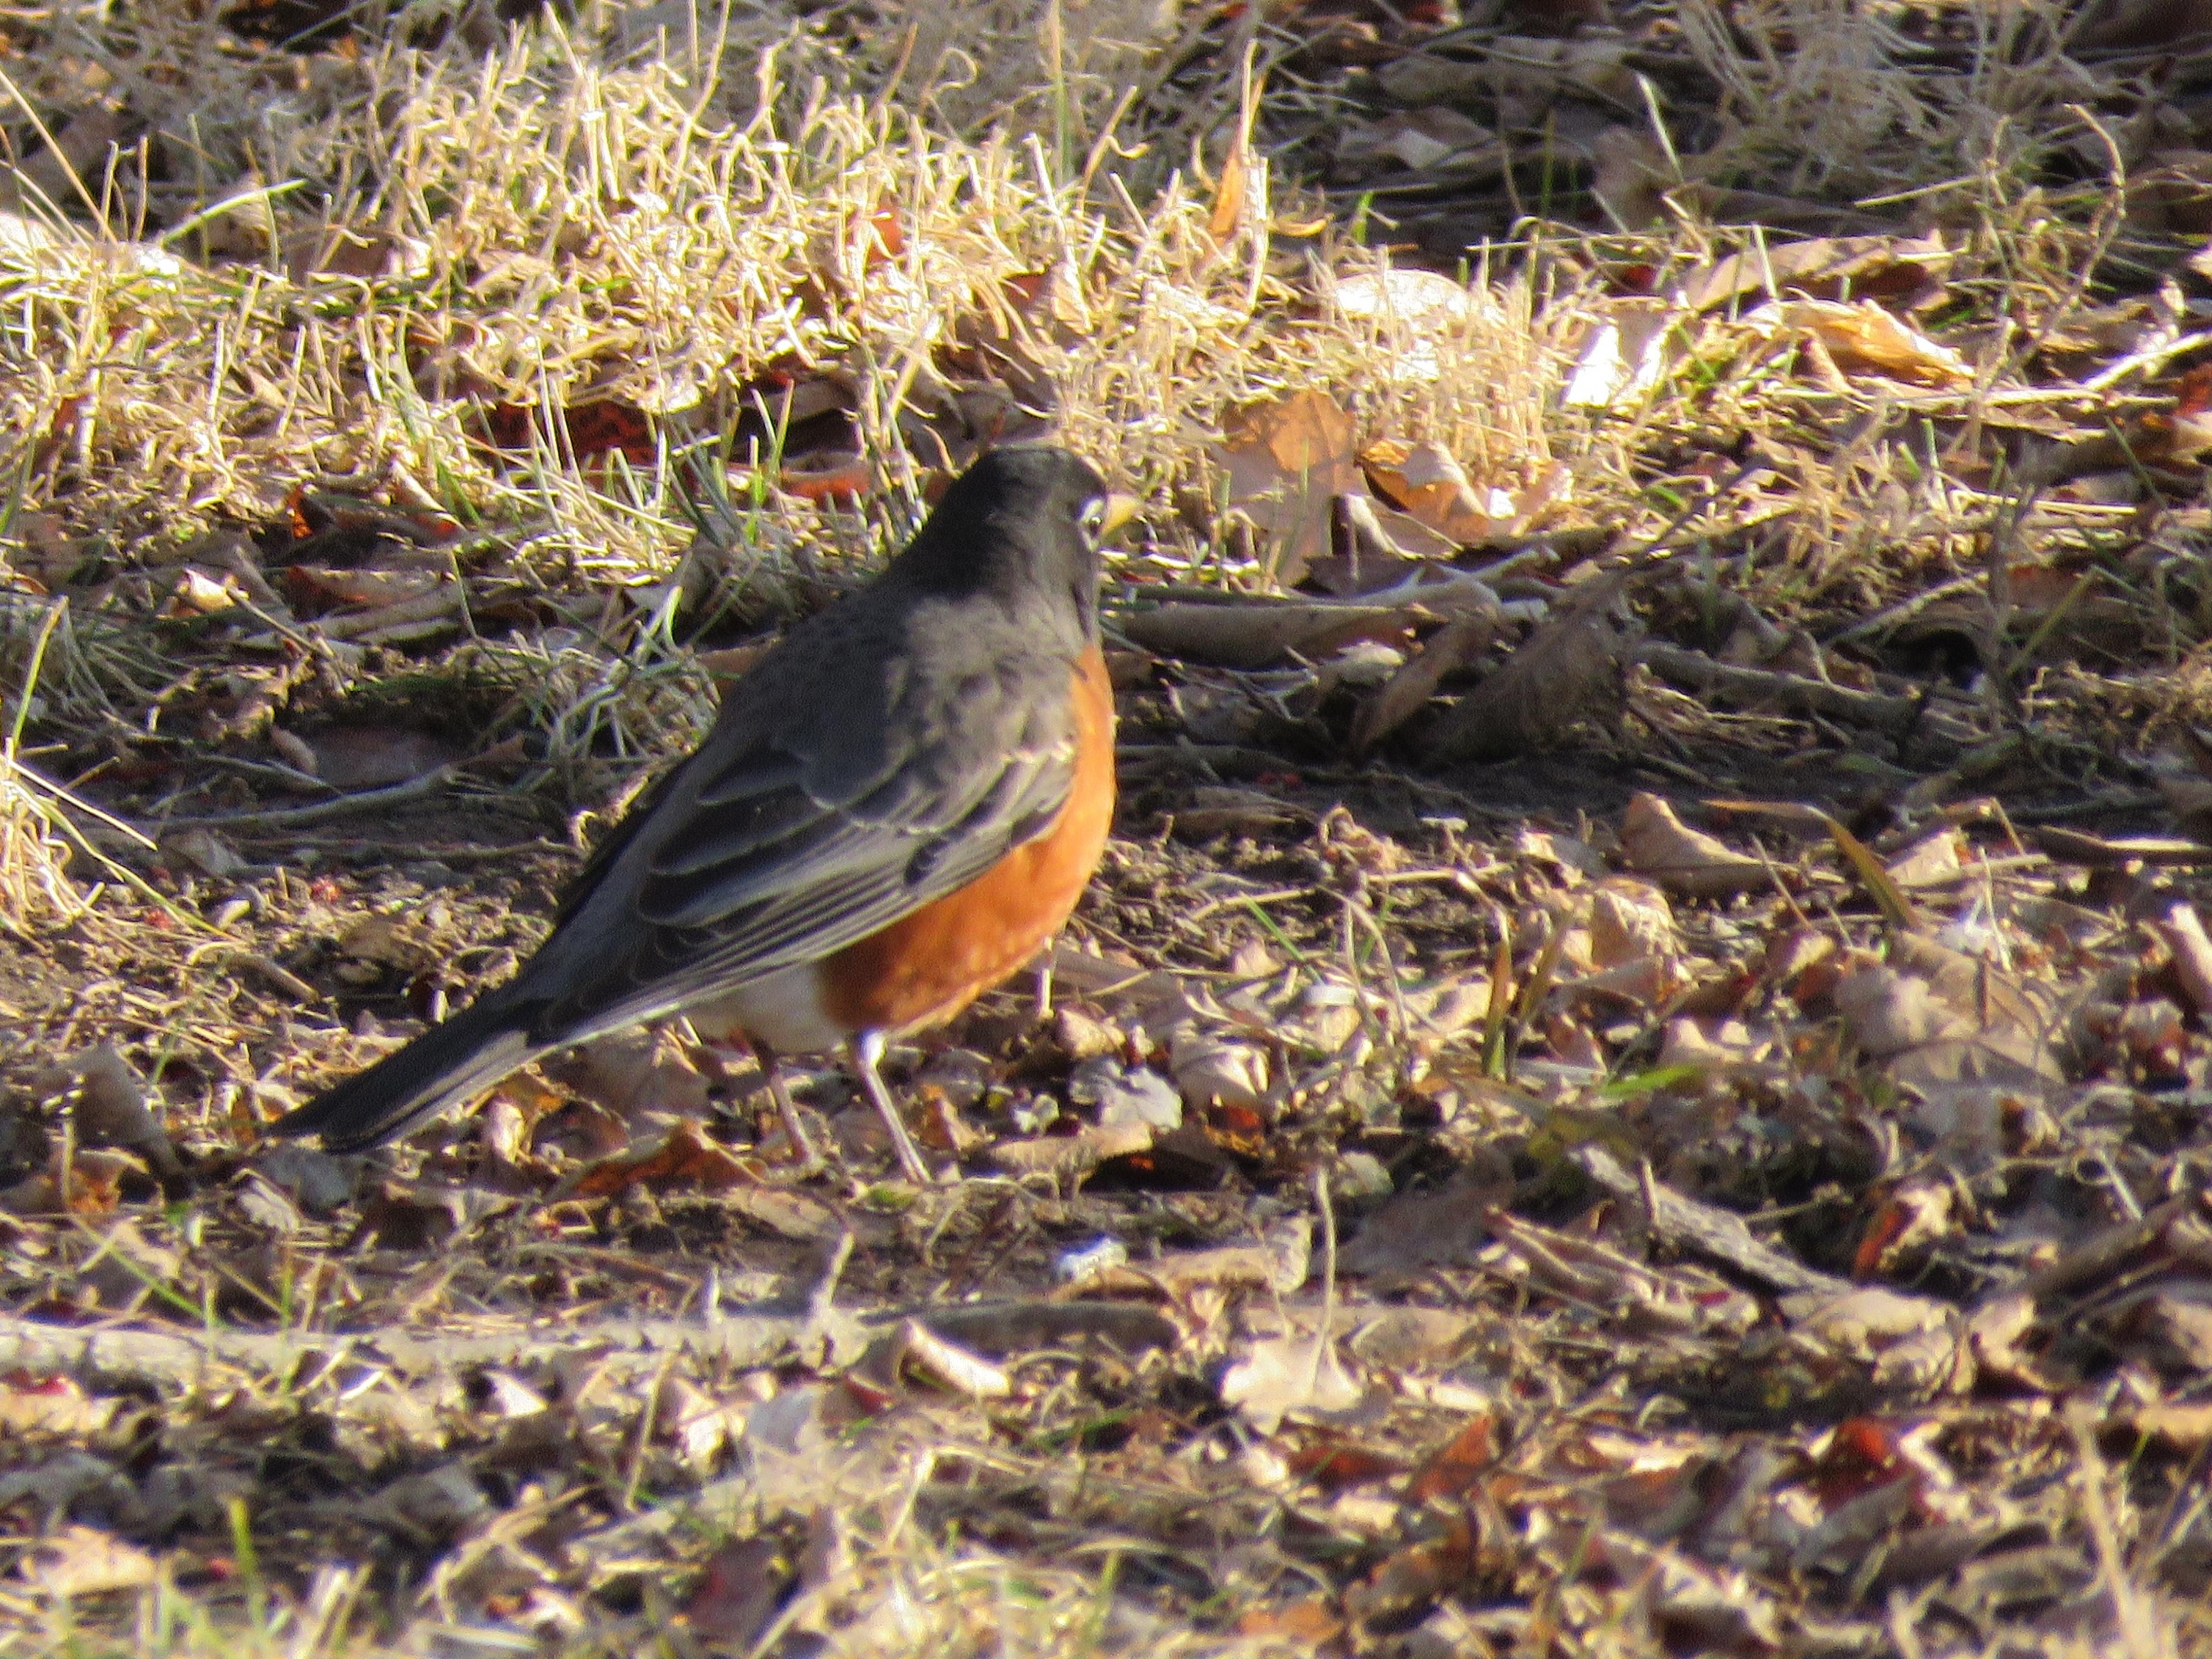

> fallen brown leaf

[
  {"left": 1218, "top": 388, "right": 1365, "bottom": 585},
  {"left": 567, "top": 1121, "right": 760, "bottom": 1199},
  {"left": 1617, "top": 794, "right": 1769, "bottom": 897}
]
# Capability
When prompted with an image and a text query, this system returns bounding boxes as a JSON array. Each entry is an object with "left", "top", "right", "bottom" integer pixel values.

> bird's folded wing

[{"left": 527, "top": 671, "right": 1077, "bottom": 1039}]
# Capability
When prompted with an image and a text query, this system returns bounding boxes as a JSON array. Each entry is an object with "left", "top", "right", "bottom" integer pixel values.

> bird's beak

[{"left": 1100, "top": 494, "right": 1142, "bottom": 537}]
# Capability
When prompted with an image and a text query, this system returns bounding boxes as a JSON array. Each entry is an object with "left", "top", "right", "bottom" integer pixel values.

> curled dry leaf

[
  {"left": 1655, "top": 1015, "right": 1783, "bottom": 1078},
  {"left": 474, "top": 1369, "right": 551, "bottom": 1422},
  {"left": 1587, "top": 878, "right": 1676, "bottom": 967},
  {"left": 1884, "top": 830, "right": 1965, "bottom": 889},
  {"left": 548, "top": 1029, "right": 715, "bottom": 1129},
  {"left": 1965, "top": 1294, "right": 2053, "bottom": 1392},
  {"left": 1168, "top": 1027, "right": 1271, "bottom": 1113},
  {"left": 232, "top": 1172, "right": 302, "bottom": 1234},
  {"left": 1617, "top": 794, "right": 1768, "bottom": 897},
  {"left": 1517, "top": 827, "right": 1608, "bottom": 881},
  {"left": 1314, "top": 637, "right": 1407, "bottom": 692},
  {"left": 890, "top": 1319, "right": 1012, "bottom": 1399},
  {"left": 1051, "top": 1006, "right": 1122, "bottom": 1061},
  {"left": 1320, "top": 494, "right": 1451, "bottom": 594},
  {"left": 565, "top": 1120, "right": 758, "bottom": 1199},
  {"left": 1334, "top": 107, "right": 1499, "bottom": 180},
  {"left": 1852, "top": 1179, "right": 1959, "bottom": 1277},
  {"left": 164, "top": 566, "right": 244, "bottom": 617},
  {"left": 1759, "top": 299, "right": 1973, "bottom": 388},
  {"left": 722, "top": 1185, "right": 843, "bottom": 1242},
  {"left": 1566, "top": 953, "right": 1678, "bottom": 1010},
  {"left": 1360, "top": 439, "right": 1505, "bottom": 543}
]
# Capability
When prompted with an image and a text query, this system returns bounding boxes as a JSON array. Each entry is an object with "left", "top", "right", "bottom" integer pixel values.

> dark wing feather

[
  {"left": 550, "top": 758, "right": 687, "bottom": 929},
  {"left": 521, "top": 646, "right": 1079, "bottom": 1044}
]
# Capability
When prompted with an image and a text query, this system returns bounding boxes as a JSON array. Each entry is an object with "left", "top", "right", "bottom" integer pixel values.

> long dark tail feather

[{"left": 272, "top": 993, "right": 546, "bottom": 1154}]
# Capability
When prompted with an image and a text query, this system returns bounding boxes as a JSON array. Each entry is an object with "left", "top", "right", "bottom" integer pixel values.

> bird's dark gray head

[{"left": 891, "top": 446, "right": 1114, "bottom": 641}]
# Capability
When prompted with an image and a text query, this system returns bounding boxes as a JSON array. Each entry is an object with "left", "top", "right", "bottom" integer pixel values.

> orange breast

[{"left": 820, "top": 645, "right": 1116, "bottom": 1037}]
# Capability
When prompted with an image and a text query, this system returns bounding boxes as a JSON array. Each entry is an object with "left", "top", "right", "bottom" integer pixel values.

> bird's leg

[
  {"left": 690, "top": 1027, "right": 824, "bottom": 1177},
  {"left": 1033, "top": 939, "right": 1058, "bottom": 1021},
  {"left": 852, "top": 1029, "right": 939, "bottom": 1185},
  {"left": 753, "top": 1042, "right": 825, "bottom": 1177}
]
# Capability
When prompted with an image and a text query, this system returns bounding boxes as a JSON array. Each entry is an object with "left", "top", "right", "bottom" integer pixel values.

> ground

[{"left": 1, "top": 1, "right": 2211, "bottom": 1656}]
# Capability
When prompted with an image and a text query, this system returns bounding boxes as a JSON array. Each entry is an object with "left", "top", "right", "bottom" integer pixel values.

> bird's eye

[{"left": 1079, "top": 498, "right": 1107, "bottom": 541}]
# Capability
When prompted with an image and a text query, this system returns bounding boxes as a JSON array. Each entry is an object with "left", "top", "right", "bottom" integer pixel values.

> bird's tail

[{"left": 272, "top": 991, "right": 547, "bottom": 1153}]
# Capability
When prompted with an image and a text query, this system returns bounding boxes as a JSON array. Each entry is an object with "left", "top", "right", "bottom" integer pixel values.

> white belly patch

[{"left": 684, "top": 962, "right": 846, "bottom": 1056}]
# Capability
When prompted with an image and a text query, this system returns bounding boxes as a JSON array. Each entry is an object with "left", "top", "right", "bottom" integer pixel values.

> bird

[{"left": 273, "top": 445, "right": 1129, "bottom": 1184}]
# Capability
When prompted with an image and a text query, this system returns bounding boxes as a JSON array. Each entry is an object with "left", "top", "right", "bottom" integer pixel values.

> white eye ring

[{"left": 1079, "top": 498, "right": 1107, "bottom": 540}]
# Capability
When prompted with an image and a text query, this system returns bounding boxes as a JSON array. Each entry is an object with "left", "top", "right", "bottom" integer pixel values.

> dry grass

[
  {"left": 0, "top": 0, "right": 1594, "bottom": 832},
  {"left": 0, "top": 0, "right": 2205, "bottom": 1653}
]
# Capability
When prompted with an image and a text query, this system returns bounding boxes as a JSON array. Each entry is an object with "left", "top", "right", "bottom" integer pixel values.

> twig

[
  {"left": 1638, "top": 642, "right": 1922, "bottom": 731},
  {"left": 1826, "top": 572, "right": 1991, "bottom": 642},
  {"left": 1573, "top": 1145, "right": 1853, "bottom": 1298},
  {"left": 140, "top": 738, "right": 527, "bottom": 834},
  {"left": 0, "top": 1291, "right": 1183, "bottom": 1391},
  {"left": 142, "top": 765, "right": 468, "bottom": 833},
  {"left": 803, "top": 1228, "right": 856, "bottom": 1327},
  {"left": 0, "top": 1307, "right": 865, "bottom": 1387},
  {"left": 207, "top": 948, "right": 320, "bottom": 1003}
]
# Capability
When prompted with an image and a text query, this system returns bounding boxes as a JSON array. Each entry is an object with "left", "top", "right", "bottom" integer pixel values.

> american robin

[{"left": 274, "top": 446, "right": 1130, "bottom": 1183}]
